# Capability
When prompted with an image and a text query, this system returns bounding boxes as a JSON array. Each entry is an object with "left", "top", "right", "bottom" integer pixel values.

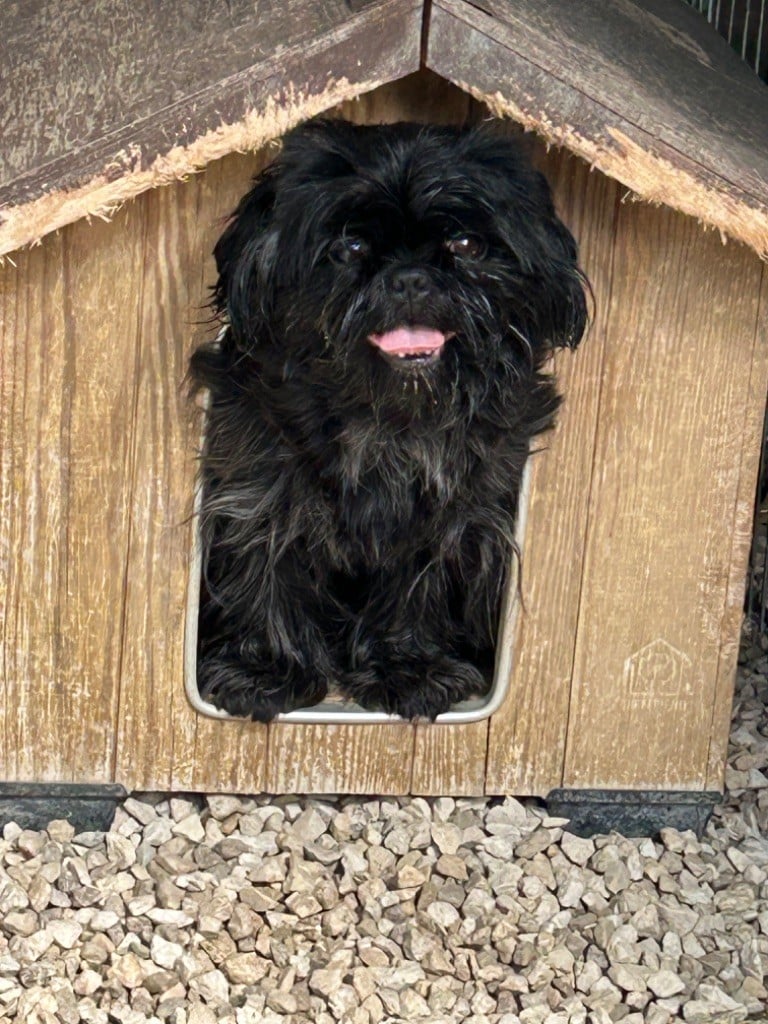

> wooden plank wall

[
  {"left": 484, "top": 150, "right": 620, "bottom": 795},
  {"left": 1, "top": 72, "right": 765, "bottom": 795},
  {"left": 558, "top": 205, "right": 766, "bottom": 792},
  {"left": 488, "top": 191, "right": 767, "bottom": 795}
]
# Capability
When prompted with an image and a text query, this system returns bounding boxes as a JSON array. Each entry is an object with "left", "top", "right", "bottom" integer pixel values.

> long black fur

[{"left": 190, "top": 119, "right": 588, "bottom": 721}]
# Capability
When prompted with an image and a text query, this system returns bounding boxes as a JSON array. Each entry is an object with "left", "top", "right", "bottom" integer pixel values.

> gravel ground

[{"left": 1, "top": 633, "right": 767, "bottom": 1024}]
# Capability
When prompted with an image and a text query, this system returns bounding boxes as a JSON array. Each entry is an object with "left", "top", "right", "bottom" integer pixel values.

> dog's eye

[
  {"left": 445, "top": 236, "right": 486, "bottom": 260},
  {"left": 330, "top": 237, "right": 369, "bottom": 264}
]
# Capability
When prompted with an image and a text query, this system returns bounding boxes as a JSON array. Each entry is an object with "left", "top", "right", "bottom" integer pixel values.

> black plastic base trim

[
  {"left": 546, "top": 788, "right": 722, "bottom": 838},
  {"left": 0, "top": 783, "right": 127, "bottom": 833}
]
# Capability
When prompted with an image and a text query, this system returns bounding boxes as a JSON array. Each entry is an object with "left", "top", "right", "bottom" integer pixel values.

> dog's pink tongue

[{"left": 369, "top": 327, "right": 445, "bottom": 355}]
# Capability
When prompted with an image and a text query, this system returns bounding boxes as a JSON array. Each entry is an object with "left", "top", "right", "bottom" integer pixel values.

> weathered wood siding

[{"left": 0, "top": 73, "right": 764, "bottom": 794}]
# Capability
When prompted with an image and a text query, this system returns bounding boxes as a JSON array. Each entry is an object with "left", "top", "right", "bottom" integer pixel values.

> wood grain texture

[
  {"left": 411, "top": 722, "right": 489, "bottom": 795},
  {"left": 438, "top": 0, "right": 768, "bottom": 198},
  {"left": 485, "top": 146, "right": 620, "bottom": 796},
  {"left": 114, "top": 154, "right": 273, "bottom": 793},
  {"left": 706, "top": 264, "right": 768, "bottom": 789},
  {"left": 0, "top": 0, "right": 421, "bottom": 256},
  {"left": 427, "top": 0, "right": 768, "bottom": 256},
  {"left": 56, "top": 213, "right": 147, "bottom": 781},
  {"left": 266, "top": 724, "right": 414, "bottom": 793},
  {"left": 114, "top": 176, "right": 211, "bottom": 791},
  {"left": 341, "top": 67, "right": 472, "bottom": 124},
  {"left": 0, "top": 238, "right": 67, "bottom": 779},
  {"left": 563, "top": 204, "right": 764, "bottom": 790},
  {"left": 0, "top": 210, "right": 145, "bottom": 781},
  {"left": 1, "top": 0, "right": 410, "bottom": 190}
]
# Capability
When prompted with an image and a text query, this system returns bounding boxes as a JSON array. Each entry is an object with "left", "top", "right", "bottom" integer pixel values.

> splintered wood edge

[
  {"left": 462, "top": 84, "right": 768, "bottom": 262},
  {"left": 4, "top": 73, "right": 768, "bottom": 264},
  {"left": 0, "top": 78, "right": 380, "bottom": 261}
]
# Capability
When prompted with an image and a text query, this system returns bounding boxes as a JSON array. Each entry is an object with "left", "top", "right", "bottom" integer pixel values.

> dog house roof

[{"left": 2, "top": 0, "right": 767, "bottom": 259}]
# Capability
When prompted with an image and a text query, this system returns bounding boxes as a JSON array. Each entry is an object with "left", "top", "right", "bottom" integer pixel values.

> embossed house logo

[{"left": 623, "top": 639, "right": 693, "bottom": 700}]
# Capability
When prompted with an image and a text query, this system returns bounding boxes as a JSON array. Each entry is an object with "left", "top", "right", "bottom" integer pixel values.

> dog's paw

[
  {"left": 341, "top": 652, "right": 489, "bottom": 721},
  {"left": 197, "top": 651, "right": 327, "bottom": 722}
]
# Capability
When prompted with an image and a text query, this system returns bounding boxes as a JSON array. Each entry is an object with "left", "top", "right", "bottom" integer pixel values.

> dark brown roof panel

[
  {"left": 0, "top": 0, "right": 422, "bottom": 256},
  {"left": 427, "top": 0, "right": 768, "bottom": 257},
  {"left": 2, "top": 0, "right": 767, "bottom": 258}
]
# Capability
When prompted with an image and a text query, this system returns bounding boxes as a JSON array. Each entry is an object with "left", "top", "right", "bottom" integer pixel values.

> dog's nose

[{"left": 390, "top": 267, "right": 431, "bottom": 301}]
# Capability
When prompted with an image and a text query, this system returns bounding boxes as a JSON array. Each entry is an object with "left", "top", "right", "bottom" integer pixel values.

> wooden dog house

[{"left": 1, "top": 1, "right": 767, "bottom": 826}]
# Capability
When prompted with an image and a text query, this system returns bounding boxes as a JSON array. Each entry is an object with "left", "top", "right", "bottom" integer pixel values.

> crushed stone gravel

[{"left": 1, "top": 628, "right": 767, "bottom": 1024}]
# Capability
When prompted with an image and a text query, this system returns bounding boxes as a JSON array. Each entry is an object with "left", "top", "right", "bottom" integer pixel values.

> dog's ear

[
  {"left": 517, "top": 166, "right": 590, "bottom": 351},
  {"left": 212, "top": 166, "right": 280, "bottom": 339},
  {"left": 539, "top": 213, "right": 590, "bottom": 350},
  {"left": 467, "top": 132, "right": 591, "bottom": 351}
]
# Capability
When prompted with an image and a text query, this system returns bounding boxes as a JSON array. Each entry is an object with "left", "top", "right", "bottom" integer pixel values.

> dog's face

[{"left": 214, "top": 119, "right": 587, "bottom": 412}]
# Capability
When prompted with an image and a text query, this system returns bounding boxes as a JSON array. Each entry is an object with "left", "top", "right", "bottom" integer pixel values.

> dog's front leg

[
  {"left": 197, "top": 549, "right": 335, "bottom": 722},
  {"left": 338, "top": 559, "right": 495, "bottom": 720}
]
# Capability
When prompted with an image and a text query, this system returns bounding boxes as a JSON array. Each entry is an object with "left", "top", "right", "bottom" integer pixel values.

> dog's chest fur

[{"left": 331, "top": 419, "right": 481, "bottom": 560}]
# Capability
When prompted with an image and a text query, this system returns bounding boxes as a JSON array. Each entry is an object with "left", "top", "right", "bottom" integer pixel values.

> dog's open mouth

[{"left": 368, "top": 326, "right": 449, "bottom": 368}]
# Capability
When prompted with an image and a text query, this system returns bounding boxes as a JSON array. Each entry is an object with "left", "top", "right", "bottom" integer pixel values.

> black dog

[{"left": 190, "top": 119, "right": 588, "bottom": 721}]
